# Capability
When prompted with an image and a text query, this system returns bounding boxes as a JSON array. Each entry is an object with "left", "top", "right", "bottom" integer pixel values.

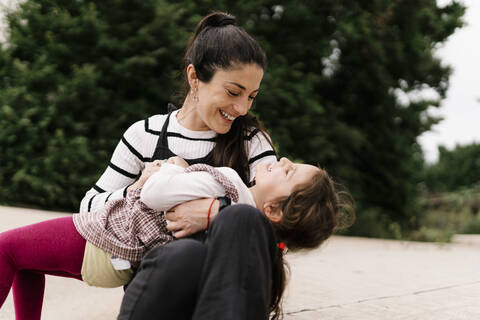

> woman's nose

[{"left": 233, "top": 102, "right": 249, "bottom": 116}]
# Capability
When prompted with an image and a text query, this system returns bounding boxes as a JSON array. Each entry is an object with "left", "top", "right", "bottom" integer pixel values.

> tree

[
  {"left": 245, "top": 0, "right": 465, "bottom": 237},
  {"left": 0, "top": 0, "right": 195, "bottom": 209},
  {"left": 423, "top": 143, "right": 480, "bottom": 192},
  {"left": 0, "top": 0, "right": 466, "bottom": 239}
]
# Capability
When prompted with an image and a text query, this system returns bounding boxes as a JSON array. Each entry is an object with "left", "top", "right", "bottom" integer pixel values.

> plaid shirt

[
  {"left": 73, "top": 164, "right": 239, "bottom": 262},
  {"left": 73, "top": 188, "right": 171, "bottom": 262}
]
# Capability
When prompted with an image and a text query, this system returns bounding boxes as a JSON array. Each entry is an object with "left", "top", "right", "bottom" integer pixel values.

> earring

[{"left": 191, "top": 87, "right": 199, "bottom": 103}]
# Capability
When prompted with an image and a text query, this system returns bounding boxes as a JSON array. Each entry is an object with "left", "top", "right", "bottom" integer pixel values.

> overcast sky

[
  {"left": 1, "top": 0, "right": 478, "bottom": 163},
  {"left": 419, "top": 0, "right": 480, "bottom": 162}
]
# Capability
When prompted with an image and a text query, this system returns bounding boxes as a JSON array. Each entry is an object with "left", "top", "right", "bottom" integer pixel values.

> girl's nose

[{"left": 279, "top": 157, "right": 291, "bottom": 166}]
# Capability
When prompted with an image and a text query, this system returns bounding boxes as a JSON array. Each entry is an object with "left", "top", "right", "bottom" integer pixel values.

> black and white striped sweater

[{"left": 79, "top": 110, "right": 277, "bottom": 213}]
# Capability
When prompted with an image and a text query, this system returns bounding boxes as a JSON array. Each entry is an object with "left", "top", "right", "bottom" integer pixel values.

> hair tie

[
  {"left": 277, "top": 242, "right": 286, "bottom": 252},
  {"left": 218, "top": 17, "right": 235, "bottom": 27}
]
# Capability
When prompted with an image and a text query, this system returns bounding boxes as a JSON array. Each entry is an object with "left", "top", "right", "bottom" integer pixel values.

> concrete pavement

[{"left": 1, "top": 205, "right": 479, "bottom": 319}]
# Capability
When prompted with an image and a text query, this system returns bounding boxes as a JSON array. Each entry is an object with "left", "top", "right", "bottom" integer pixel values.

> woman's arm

[
  {"left": 165, "top": 199, "right": 220, "bottom": 238},
  {"left": 79, "top": 119, "right": 153, "bottom": 213},
  {"left": 143, "top": 160, "right": 229, "bottom": 238},
  {"left": 166, "top": 130, "right": 277, "bottom": 238}
]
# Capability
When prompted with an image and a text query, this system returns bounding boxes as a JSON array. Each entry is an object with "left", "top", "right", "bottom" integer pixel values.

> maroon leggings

[{"left": 0, "top": 216, "right": 86, "bottom": 320}]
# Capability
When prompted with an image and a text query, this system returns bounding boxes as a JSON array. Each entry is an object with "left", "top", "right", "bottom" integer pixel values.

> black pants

[{"left": 117, "top": 204, "right": 277, "bottom": 320}]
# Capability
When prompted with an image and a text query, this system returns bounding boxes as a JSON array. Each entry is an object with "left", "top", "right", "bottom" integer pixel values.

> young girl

[{"left": 0, "top": 156, "right": 352, "bottom": 318}]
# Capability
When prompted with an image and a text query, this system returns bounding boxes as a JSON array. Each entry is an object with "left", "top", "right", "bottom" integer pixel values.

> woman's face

[{"left": 191, "top": 63, "right": 264, "bottom": 134}]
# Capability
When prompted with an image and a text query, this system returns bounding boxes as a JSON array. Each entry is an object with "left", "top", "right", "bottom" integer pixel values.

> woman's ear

[
  {"left": 186, "top": 64, "right": 198, "bottom": 89},
  {"left": 263, "top": 201, "right": 283, "bottom": 223}
]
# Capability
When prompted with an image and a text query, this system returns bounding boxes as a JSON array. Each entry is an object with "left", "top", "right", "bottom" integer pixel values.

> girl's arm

[{"left": 140, "top": 163, "right": 225, "bottom": 211}]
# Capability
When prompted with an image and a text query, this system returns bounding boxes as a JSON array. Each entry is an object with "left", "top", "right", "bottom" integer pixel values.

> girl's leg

[{"left": 0, "top": 216, "right": 86, "bottom": 320}]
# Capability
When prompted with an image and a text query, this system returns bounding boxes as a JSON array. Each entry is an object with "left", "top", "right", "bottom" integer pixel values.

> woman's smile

[{"left": 219, "top": 109, "right": 236, "bottom": 121}]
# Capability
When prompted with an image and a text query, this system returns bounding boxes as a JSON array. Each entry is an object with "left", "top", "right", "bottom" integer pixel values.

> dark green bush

[{"left": 0, "top": 1, "right": 466, "bottom": 239}]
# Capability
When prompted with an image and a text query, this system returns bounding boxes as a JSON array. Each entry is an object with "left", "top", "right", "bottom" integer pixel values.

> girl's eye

[{"left": 248, "top": 95, "right": 256, "bottom": 101}]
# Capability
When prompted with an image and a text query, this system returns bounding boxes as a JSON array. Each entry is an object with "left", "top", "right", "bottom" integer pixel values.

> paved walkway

[{"left": 1, "top": 205, "right": 479, "bottom": 319}]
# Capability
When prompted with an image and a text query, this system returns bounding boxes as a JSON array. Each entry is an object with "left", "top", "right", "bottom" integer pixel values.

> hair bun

[{"left": 204, "top": 12, "right": 236, "bottom": 28}]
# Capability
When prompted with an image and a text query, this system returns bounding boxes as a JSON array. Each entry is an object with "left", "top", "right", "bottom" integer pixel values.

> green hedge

[{"left": 0, "top": 1, "right": 465, "bottom": 238}]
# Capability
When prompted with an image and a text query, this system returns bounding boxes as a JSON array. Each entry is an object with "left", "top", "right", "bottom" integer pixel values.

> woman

[
  {"left": 80, "top": 12, "right": 281, "bottom": 319},
  {"left": 80, "top": 12, "right": 275, "bottom": 237}
]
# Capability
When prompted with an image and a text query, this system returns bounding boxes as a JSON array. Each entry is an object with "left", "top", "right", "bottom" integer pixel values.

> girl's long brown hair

[{"left": 269, "top": 169, "right": 355, "bottom": 319}]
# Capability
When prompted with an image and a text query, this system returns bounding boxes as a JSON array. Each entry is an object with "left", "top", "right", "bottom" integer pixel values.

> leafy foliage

[
  {"left": 0, "top": 0, "right": 192, "bottom": 209},
  {"left": 246, "top": 1, "right": 465, "bottom": 237},
  {"left": 415, "top": 186, "right": 480, "bottom": 240},
  {"left": 423, "top": 143, "right": 480, "bottom": 192},
  {"left": 0, "top": 1, "right": 466, "bottom": 238}
]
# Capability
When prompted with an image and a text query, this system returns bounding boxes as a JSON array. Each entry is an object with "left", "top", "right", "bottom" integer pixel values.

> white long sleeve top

[{"left": 140, "top": 163, "right": 256, "bottom": 211}]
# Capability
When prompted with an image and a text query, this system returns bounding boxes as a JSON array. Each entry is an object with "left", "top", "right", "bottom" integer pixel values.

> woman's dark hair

[
  {"left": 269, "top": 168, "right": 355, "bottom": 319},
  {"left": 184, "top": 11, "right": 267, "bottom": 85},
  {"left": 183, "top": 11, "right": 270, "bottom": 184}
]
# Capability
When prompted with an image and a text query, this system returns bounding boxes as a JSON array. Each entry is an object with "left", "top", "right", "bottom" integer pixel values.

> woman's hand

[
  {"left": 166, "top": 156, "right": 189, "bottom": 168},
  {"left": 165, "top": 198, "right": 219, "bottom": 238},
  {"left": 127, "top": 160, "right": 162, "bottom": 191}
]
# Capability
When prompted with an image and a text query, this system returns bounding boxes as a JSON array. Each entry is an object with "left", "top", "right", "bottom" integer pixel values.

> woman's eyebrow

[{"left": 227, "top": 81, "right": 260, "bottom": 93}]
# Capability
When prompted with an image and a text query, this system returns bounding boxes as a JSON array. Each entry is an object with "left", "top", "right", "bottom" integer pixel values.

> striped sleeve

[
  {"left": 246, "top": 130, "right": 277, "bottom": 182},
  {"left": 79, "top": 119, "right": 156, "bottom": 213}
]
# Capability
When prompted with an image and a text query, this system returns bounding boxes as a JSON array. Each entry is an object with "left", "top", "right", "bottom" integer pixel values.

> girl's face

[
  {"left": 255, "top": 157, "right": 320, "bottom": 203},
  {"left": 189, "top": 63, "right": 264, "bottom": 133}
]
